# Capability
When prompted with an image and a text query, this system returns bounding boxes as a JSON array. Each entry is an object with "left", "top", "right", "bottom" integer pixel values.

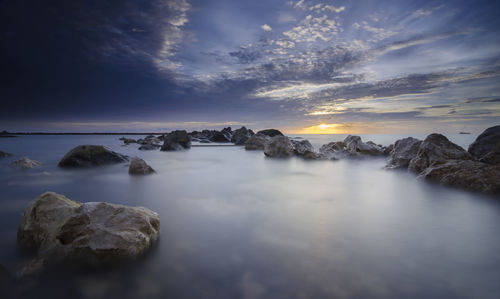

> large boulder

[
  {"left": 319, "top": 141, "right": 346, "bottom": 160},
  {"left": 344, "top": 135, "right": 385, "bottom": 156},
  {"left": 468, "top": 125, "right": 500, "bottom": 159},
  {"left": 58, "top": 145, "right": 128, "bottom": 168},
  {"left": 129, "top": 157, "right": 155, "bottom": 175},
  {"left": 256, "top": 129, "right": 283, "bottom": 137},
  {"left": 418, "top": 160, "right": 500, "bottom": 194},
  {"left": 292, "top": 140, "right": 319, "bottom": 159},
  {"left": 18, "top": 192, "right": 160, "bottom": 266},
  {"left": 161, "top": 130, "right": 191, "bottom": 151},
  {"left": 385, "top": 137, "right": 422, "bottom": 169},
  {"left": 264, "top": 136, "right": 294, "bottom": 158},
  {"left": 245, "top": 134, "right": 271, "bottom": 150},
  {"left": 0, "top": 150, "right": 12, "bottom": 158},
  {"left": 10, "top": 157, "right": 43, "bottom": 169},
  {"left": 231, "top": 127, "right": 254, "bottom": 145},
  {"left": 408, "top": 134, "right": 471, "bottom": 174}
]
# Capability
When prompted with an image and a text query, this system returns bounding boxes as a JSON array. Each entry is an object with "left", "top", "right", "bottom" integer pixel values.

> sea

[{"left": 1, "top": 133, "right": 499, "bottom": 299}]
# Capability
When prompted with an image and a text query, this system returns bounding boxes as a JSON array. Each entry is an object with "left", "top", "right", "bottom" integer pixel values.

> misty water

[{"left": 1, "top": 134, "right": 500, "bottom": 299}]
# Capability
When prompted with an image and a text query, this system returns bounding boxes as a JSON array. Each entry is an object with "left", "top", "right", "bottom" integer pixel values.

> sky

[{"left": 1, "top": 0, "right": 500, "bottom": 134}]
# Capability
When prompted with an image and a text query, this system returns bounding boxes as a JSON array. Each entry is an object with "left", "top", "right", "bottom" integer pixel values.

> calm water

[{"left": 1, "top": 134, "right": 500, "bottom": 299}]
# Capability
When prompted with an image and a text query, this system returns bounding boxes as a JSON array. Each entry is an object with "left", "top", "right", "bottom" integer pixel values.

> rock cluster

[
  {"left": 318, "top": 136, "right": 386, "bottom": 160},
  {"left": 58, "top": 145, "right": 128, "bottom": 167}
]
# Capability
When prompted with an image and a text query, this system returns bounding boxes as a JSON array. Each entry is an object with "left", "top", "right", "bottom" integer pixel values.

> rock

[
  {"left": 479, "top": 143, "right": 500, "bottom": 165},
  {"left": 138, "top": 143, "right": 160, "bottom": 150},
  {"left": 209, "top": 131, "right": 231, "bottom": 142},
  {"left": 199, "top": 139, "right": 211, "bottom": 143},
  {"left": 10, "top": 157, "right": 42, "bottom": 169},
  {"left": 58, "top": 145, "right": 128, "bottom": 168},
  {"left": 245, "top": 134, "right": 271, "bottom": 150},
  {"left": 161, "top": 130, "right": 191, "bottom": 151},
  {"left": 319, "top": 141, "right": 346, "bottom": 160},
  {"left": 418, "top": 160, "right": 500, "bottom": 194},
  {"left": 120, "top": 138, "right": 136, "bottom": 145},
  {"left": 231, "top": 127, "right": 254, "bottom": 145},
  {"left": 264, "top": 136, "right": 294, "bottom": 158},
  {"left": 292, "top": 140, "right": 319, "bottom": 159},
  {"left": 408, "top": 134, "right": 471, "bottom": 174},
  {"left": 221, "top": 127, "right": 233, "bottom": 140},
  {"left": 257, "top": 129, "right": 283, "bottom": 137},
  {"left": 385, "top": 137, "right": 422, "bottom": 169},
  {"left": 0, "top": 150, "right": 12, "bottom": 158},
  {"left": 383, "top": 144, "right": 394, "bottom": 156},
  {"left": 18, "top": 192, "right": 160, "bottom": 267},
  {"left": 129, "top": 157, "right": 155, "bottom": 175},
  {"left": 344, "top": 135, "right": 385, "bottom": 156},
  {"left": 468, "top": 125, "right": 500, "bottom": 160}
]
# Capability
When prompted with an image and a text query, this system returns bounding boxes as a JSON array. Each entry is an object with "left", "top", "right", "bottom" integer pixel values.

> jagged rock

[
  {"left": 9, "top": 157, "right": 43, "bottom": 169},
  {"left": 344, "top": 135, "right": 385, "bottom": 156},
  {"left": 292, "top": 140, "right": 319, "bottom": 159},
  {"left": 256, "top": 129, "right": 283, "bottom": 137},
  {"left": 161, "top": 130, "right": 191, "bottom": 151},
  {"left": 58, "top": 145, "right": 128, "bottom": 168},
  {"left": 385, "top": 137, "right": 422, "bottom": 169},
  {"left": 0, "top": 150, "right": 12, "bottom": 158},
  {"left": 231, "top": 127, "right": 254, "bottom": 145},
  {"left": 319, "top": 141, "right": 346, "bottom": 160},
  {"left": 209, "top": 131, "right": 231, "bottom": 142},
  {"left": 120, "top": 138, "right": 136, "bottom": 145},
  {"left": 245, "top": 134, "right": 271, "bottom": 150},
  {"left": 468, "top": 125, "right": 500, "bottom": 160},
  {"left": 138, "top": 143, "right": 161, "bottom": 150},
  {"left": 17, "top": 192, "right": 160, "bottom": 268},
  {"left": 408, "top": 134, "right": 471, "bottom": 174},
  {"left": 264, "top": 136, "right": 294, "bottom": 158},
  {"left": 128, "top": 157, "right": 155, "bottom": 175},
  {"left": 418, "top": 160, "right": 500, "bottom": 194}
]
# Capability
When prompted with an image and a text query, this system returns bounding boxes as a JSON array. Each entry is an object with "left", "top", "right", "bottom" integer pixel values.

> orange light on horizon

[{"left": 297, "top": 123, "right": 344, "bottom": 134}]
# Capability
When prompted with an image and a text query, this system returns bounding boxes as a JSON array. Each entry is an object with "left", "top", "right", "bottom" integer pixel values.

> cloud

[
  {"left": 261, "top": 24, "right": 272, "bottom": 31},
  {"left": 412, "top": 5, "right": 444, "bottom": 17}
]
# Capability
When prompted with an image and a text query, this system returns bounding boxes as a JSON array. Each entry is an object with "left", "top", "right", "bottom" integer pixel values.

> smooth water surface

[{"left": 0, "top": 134, "right": 499, "bottom": 299}]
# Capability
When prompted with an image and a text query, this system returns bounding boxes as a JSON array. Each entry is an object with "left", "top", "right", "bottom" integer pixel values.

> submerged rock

[
  {"left": 418, "top": 160, "right": 500, "bottom": 194},
  {"left": 0, "top": 150, "right": 12, "bottom": 158},
  {"left": 18, "top": 192, "right": 160, "bottom": 267},
  {"left": 58, "top": 145, "right": 128, "bottom": 168},
  {"left": 231, "top": 127, "right": 254, "bottom": 145},
  {"left": 256, "top": 129, "right": 283, "bottom": 137},
  {"left": 264, "top": 136, "right": 294, "bottom": 158},
  {"left": 468, "top": 125, "right": 500, "bottom": 161},
  {"left": 10, "top": 157, "right": 42, "bottom": 169},
  {"left": 129, "top": 157, "right": 155, "bottom": 175},
  {"left": 120, "top": 138, "right": 137, "bottom": 145},
  {"left": 161, "top": 130, "right": 191, "bottom": 151},
  {"left": 385, "top": 137, "right": 422, "bottom": 169},
  {"left": 245, "top": 134, "right": 271, "bottom": 150},
  {"left": 408, "top": 134, "right": 471, "bottom": 174}
]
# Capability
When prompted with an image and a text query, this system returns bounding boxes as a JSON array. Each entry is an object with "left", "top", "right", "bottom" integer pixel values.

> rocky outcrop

[
  {"left": 9, "top": 157, "right": 42, "bottom": 169},
  {"left": 256, "top": 129, "right": 283, "bottom": 137},
  {"left": 292, "top": 140, "right": 319, "bottom": 159},
  {"left": 119, "top": 138, "right": 137, "bottom": 145},
  {"left": 408, "top": 134, "right": 471, "bottom": 173},
  {"left": 129, "top": 157, "right": 155, "bottom": 175},
  {"left": 418, "top": 160, "right": 500, "bottom": 194},
  {"left": 319, "top": 141, "right": 346, "bottom": 160},
  {"left": 18, "top": 192, "right": 160, "bottom": 267},
  {"left": 264, "top": 136, "right": 294, "bottom": 158},
  {"left": 344, "top": 135, "right": 385, "bottom": 156},
  {"left": 0, "top": 150, "right": 12, "bottom": 158},
  {"left": 58, "top": 145, "right": 128, "bottom": 168},
  {"left": 245, "top": 134, "right": 271, "bottom": 150},
  {"left": 468, "top": 125, "right": 500, "bottom": 160},
  {"left": 231, "top": 127, "right": 254, "bottom": 145},
  {"left": 161, "top": 130, "right": 191, "bottom": 151},
  {"left": 385, "top": 137, "right": 422, "bottom": 169}
]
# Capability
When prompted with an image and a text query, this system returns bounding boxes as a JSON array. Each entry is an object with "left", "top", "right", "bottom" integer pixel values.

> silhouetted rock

[
  {"left": 468, "top": 125, "right": 500, "bottom": 164},
  {"left": 161, "top": 130, "right": 191, "bottom": 151},
  {"left": 257, "top": 129, "right": 283, "bottom": 137},
  {"left": 245, "top": 134, "right": 270, "bottom": 150},
  {"left": 418, "top": 160, "right": 500, "bottom": 194},
  {"left": 264, "top": 136, "right": 294, "bottom": 158},
  {"left": 408, "top": 134, "right": 471, "bottom": 174},
  {"left": 292, "top": 140, "right": 319, "bottom": 159},
  {"left": 17, "top": 192, "right": 160, "bottom": 268},
  {"left": 231, "top": 127, "right": 254, "bottom": 145},
  {"left": 58, "top": 145, "right": 128, "bottom": 167},
  {"left": 10, "top": 157, "right": 42, "bottom": 169},
  {"left": 0, "top": 150, "right": 12, "bottom": 158},
  {"left": 385, "top": 137, "right": 422, "bottom": 169},
  {"left": 129, "top": 157, "right": 155, "bottom": 175}
]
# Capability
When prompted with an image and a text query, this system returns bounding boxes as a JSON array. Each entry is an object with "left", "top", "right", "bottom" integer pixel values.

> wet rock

[
  {"left": 292, "top": 140, "right": 319, "bottom": 159},
  {"left": 256, "top": 129, "right": 283, "bottom": 137},
  {"left": 418, "top": 160, "right": 500, "bottom": 194},
  {"left": 58, "top": 145, "right": 128, "bottom": 168},
  {"left": 385, "top": 137, "right": 422, "bottom": 169},
  {"left": 0, "top": 150, "right": 13, "bottom": 158},
  {"left": 120, "top": 138, "right": 136, "bottom": 145},
  {"left": 344, "top": 135, "right": 385, "bottom": 156},
  {"left": 245, "top": 134, "right": 271, "bottom": 150},
  {"left": 161, "top": 130, "right": 191, "bottom": 151},
  {"left": 468, "top": 125, "right": 500, "bottom": 161},
  {"left": 264, "top": 136, "right": 294, "bottom": 158},
  {"left": 10, "top": 157, "right": 43, "bottom": 169},
  {"left": 18, "top": 192, "right": 160, "bottom": 267},
  {"left": 408, "top": 134, "right": 471, "bottom": 174},
  {"left": 319, "top": 141, "right": 346, "bottom": 160},
  {"left": 138, "top": 143, "right": 161, "bottom": 150},
  {"left": 128, "top": 157, "right": 155, "bottom": 175},
  {"left": 231, "top": 127, "right": 254, "bottom": 145}
]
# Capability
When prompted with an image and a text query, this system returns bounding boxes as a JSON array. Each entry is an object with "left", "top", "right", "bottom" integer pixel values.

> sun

[{"left": 318, "top": 123, "right": 329, "bottom": 130}]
